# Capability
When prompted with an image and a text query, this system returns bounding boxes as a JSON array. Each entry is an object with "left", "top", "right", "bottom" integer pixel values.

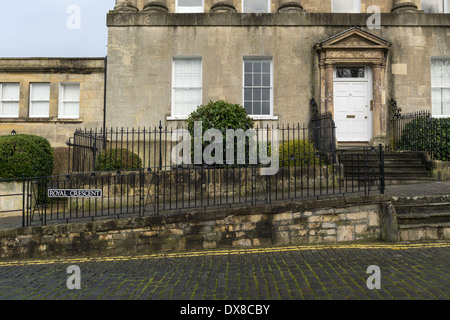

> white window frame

[
  {"left": 242, "top": 0, "right": 271, "bottom": 13},
  {"left": 29, "top": 83, "right": 50, "bottom": 118},
  {"left": 170, "top": 57, "right": 203, "bottom": 120},
  {"left": 421, "top": 0, "right": 450, "bottom": 13},
  {"left": 0, "top": 83, "right": 20, "bottom": 118},
  {"left": 58, "top": 82, "right": 80, "bottom": 119},
  {"left": 176, "top": 0, "right": 204, "bottom": 13},
  {"left": 431, "top": 57, "right": 450, "bottom": 118},
  {"left": 243, "top": 57, "right": 276, "bottom": 120},
  {"left": 332, "top": 0, "right": 361, "bottom": 13}
]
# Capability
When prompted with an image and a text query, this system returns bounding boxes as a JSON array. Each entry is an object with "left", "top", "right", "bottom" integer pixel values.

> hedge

[
  {"left": 0, "top": 134, "right": 54, "bottom": 179},
  {"left": 95, "top": 148, "right": 143, "bottom": 171},
  {"left": 399, "top": 117, "right": 450, "bottom": 161},
  {"left": 278, "top": 139, "right": 322, "bottom": 167},
  {"left": 187, "top": 100, "right": 255, "bottom": 166}
]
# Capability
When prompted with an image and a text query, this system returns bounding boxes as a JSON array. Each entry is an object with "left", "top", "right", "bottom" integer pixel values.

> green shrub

[
  {"left": 399, "top": 117, "right": 450, "bottom": 161},
  {"left": 187, "top": 100, "right": 254, "bottom": 134},
  {"left": 278, "top": 139, "right": 322, "bottom": 167},
  {"left": 0, "top": 134, "right": 54, "bottom": 179},
  {"left": 187, "top": 100, "right": 255, "bottom": 166},
  {"left": 95, "top": 148, "right": 143, "bottom": 171}
]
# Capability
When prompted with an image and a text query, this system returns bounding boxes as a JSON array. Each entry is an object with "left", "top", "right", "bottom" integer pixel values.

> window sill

[
  {"left": 167, "top": 115, "right": 279, "bottom": 121},
  {"left": 250, "top": 115, "right": 279, "bottom": 120},
  {"left": 0, "top": 118, "right": 84, "bottom": 123},
  {"left": 432, "top": 115, "right": 450, "bottom": 118},
  {"left": 167, "top": 116, "right": 189, "bottom": 121}
]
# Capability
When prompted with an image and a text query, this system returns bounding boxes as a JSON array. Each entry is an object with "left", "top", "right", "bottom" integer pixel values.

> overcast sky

[{"left": 0, "top": 0, "right": 115, "bottom": 57}]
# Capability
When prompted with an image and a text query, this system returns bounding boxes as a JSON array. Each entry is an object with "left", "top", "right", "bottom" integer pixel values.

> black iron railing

[
  {"left": 390, "top": 99, "right": 449, "bottom": 161},
  {"left": 15, "top": 145, "right": 383, "bottom": 227},
  {"left": 0, "top": 118, "right": 387, "bottom": 227},
  {"left": 68, "top": 121, "right": 337, "bottom": 174}
]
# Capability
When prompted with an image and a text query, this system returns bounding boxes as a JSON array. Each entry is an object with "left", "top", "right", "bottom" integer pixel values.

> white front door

[{"left": 334, "top": 66, "right": 372, "bottom": 142}]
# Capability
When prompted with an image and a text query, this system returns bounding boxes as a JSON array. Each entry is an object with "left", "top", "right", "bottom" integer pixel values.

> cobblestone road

[{"left": 0, "top": 242, "right": 448, "bottom": 303}]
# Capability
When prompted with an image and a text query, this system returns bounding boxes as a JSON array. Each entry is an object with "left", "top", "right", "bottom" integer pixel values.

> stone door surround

[{"left": 314, "top": 27, "right": 391, "bottom": 145}]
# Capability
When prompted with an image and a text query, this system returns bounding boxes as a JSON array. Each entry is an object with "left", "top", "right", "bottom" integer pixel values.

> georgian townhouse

[{"left": 106, "top": 0, "right": 449, "bottom": 146}]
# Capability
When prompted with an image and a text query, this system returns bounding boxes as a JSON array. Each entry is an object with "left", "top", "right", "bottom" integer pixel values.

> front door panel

[{"left": 334, "top": 72, "right": 371, "bottom": 142}]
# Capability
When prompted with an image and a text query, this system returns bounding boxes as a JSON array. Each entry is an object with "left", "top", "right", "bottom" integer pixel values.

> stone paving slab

[
  {"left": 0, "top": 242, "right": 448, "bottom": 303},
  {"left": 384, "top": 181, "right": 450, "bottom": 198}
]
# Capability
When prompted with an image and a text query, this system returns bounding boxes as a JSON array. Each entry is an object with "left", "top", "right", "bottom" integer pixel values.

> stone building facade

[
  {"left": 0, "top": 58, "right": 105, "bottom": 148},
  {"left": 106, "top": 0, "right": 450, "bottom": 146}
]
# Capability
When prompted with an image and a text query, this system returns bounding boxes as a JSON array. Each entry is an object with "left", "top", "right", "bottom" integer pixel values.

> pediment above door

[{"left": 314, "top": 27, "right": 391, "bottom": 65}]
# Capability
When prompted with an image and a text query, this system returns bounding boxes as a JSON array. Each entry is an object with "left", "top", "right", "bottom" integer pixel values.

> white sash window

[
  {"left": 0, "top": 83, "right": 20, "bottom": 118},
  {"left": 431, "top": 59, "right": 450, "bottom": 117},
  {"left": 172, "top": 58, "right": 202, "bottom": 117},
  {"left": 59, "top": 83, "right": 80, "bottom": 119},
  {"left": 29, "top": 83, "right": 50, "bottom": 118},
  {"left": 332, "top": 0, "right": 361, "bottom": 13},
  {"left": 421, "top": 0, "right": 449, "bottom": 13},
  {"left": 243, "top": 0, "right": 270, "bottom": 13},
  {"left": 243, "top": 58, "right": 272, "bottom": 116},
  {"left": 176, "top": 0, "right": 204, "bottom": 13}
]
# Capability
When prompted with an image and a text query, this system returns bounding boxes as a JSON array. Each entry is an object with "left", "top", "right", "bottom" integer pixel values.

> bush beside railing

[{"left": 390, "top": 99, "right": 450, "bottom": 162}]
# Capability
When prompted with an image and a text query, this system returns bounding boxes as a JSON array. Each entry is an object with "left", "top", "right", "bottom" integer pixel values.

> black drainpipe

[{"left": 103, "top": 55, "right": 107, "bottom": 149}]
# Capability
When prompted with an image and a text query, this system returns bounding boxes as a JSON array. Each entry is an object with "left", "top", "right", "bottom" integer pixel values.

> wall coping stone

[
  {"left": 107, "top": 12, "right": 450, "bottom": 27},
  {"left": 0, "top": 58, "right": 106, "bottom": 74}
]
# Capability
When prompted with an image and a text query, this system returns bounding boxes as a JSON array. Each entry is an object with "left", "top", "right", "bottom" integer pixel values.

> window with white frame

[
  {"left": 243, "top": 0, "right": 270, "bottom": 13},
  {"left": 29, "top": 83, "right": 50, "bottom": 118},
  {"left": 172, "top": 58, "right": 202, "bottom": 117},
  {"left": 431, "top": 59, "right": 450, "bottom": 117},
  {"left": 176, "top": 0, "right": 204, "bottom": 13},
  {"left": 0, "top": 83, "right": 20, "bottom": 118},
  {"left": 59, "top": 83, "right": 80, "bottom": 119},
  {"left": 421, "top": 0, "right": 449, "bottom": 13},
  {"left": 243, "top": 58, "right": 272, "bottom": 116},
  {"left": 332, "top": 0, "right": 361, "bottom": 13}
]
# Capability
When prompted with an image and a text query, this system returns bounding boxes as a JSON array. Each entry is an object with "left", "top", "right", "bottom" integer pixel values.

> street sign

[{"left": 48, "top": 189, "right": 102, "bottom": 198}]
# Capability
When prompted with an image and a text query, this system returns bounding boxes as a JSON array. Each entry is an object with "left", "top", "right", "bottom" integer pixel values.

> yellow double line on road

[{"left": 0, "top": 242, "right": 449, "bottom": 267}]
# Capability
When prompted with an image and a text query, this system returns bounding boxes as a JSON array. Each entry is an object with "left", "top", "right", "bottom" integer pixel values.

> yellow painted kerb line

[{"left": 0, "top": 242, "right": 449, "bottom": 267}]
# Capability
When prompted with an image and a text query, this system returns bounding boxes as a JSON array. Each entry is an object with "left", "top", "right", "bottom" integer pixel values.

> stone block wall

[
  {"left": 0, "top": 195, "right": 396, "bottom": 259},
  {"left": 0, "top": 182, "right": 23, "bottom": 218}
]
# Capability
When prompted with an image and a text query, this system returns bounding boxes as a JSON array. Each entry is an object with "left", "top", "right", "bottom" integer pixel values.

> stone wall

[
  {"left": 0, "top": 182, "right": 23, "bottom": 218},
  {"left": 0, "top": 195, "right": 397, "bottom": 259},
  {"left": 431, "top": 159, "right": 450, "bottom": 181}
]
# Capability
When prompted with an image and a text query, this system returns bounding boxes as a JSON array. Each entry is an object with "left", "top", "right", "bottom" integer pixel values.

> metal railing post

[{"left": 379, "top": 144, "right": 385, "bottom": 195}]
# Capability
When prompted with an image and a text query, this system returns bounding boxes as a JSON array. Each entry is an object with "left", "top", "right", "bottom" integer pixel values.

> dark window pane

[
  {"left": 254, "top": 88, "right": 262, "bottom": 101},
  {"left": 262, "top": 102, "right": 270, "bottom": 115},
  {"left": 336, "top": 67, "right": 365, "bottom": 78},
  {"left": 262, "top": 61, "right": 270, "bottom": 73},
  {"left": 254, "top": 74, "right": 261, "bottom": 86},
  {"left": 254, "top": 62, "right": 262, "bottom": 73},
  {"left": 253, "top": 101, "right": 262, "bottom": 115},
  {"left": 244, "top": 102, "right": 252, "bottom": 114},
  {"left": 245, "top": 74, "right": 253, "bottom": 86},
  {"left": 262, "top": 88, "right": 270, "bottom": 101},
  {"left": 244, "top": 88, "right": 252, "bottom": 101},
  {"left": 262, "top": 74, "right": 270, "bottom": 87},
  {"left": 244, "top": 61, "right": 253, "bottom": 73}
]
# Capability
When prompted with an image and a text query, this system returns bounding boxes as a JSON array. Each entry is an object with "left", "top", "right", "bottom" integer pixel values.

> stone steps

[
  {"left": 393, "top": 197, "right": 450, "bottom": 241},
  {"left": 339, "top": 150, "right": 434, "bottom": 185}
]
